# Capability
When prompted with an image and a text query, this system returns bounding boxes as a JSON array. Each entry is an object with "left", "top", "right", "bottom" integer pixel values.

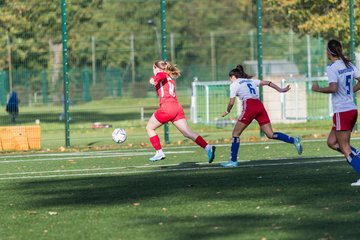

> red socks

[
  {"left": 195, "top": 136, "right": 207, "bottom": 148},
  {"left": 151, "top": 135, "right": 207, "bottom": 150},
  {"left": 149, "top": 135, "right": 162, "bottom": 150}
]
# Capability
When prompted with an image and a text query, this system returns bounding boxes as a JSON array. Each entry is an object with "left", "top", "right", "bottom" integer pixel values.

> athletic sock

[
  {"left": 195, "top": 136, "right": 208, "bottom": 148},
  {"left": 156, "top": 149, "right": 164, "bottom": 155},
  {"left": 149, "top": 135, "right": 162, "bottom": 151},
  {"left": 230, "top": 137, "right": 240, "bottom": 162},
  {"left": 272, "top": 132, "right": 294, "bottom": 144},
  {"left": 347, "top": 153, "right": 360, "bottom": 174},
  {"left": 351, "top": 146, "right": 360, "bottom": 155},
  {"left": 205, "top": 145, "right": 211, "bottom": 152}
]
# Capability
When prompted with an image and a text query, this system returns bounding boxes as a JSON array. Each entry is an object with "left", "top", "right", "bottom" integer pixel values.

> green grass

[
  {"left": 0, "top": 140, "right": 360, "bottom": 240},
  {"left": 1, "top": 89, "right": 360, "bottom": 239}
]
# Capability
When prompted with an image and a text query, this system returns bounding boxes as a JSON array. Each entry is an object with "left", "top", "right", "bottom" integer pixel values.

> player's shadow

[
  {"left": 14, "top": 157, "right": 353, "bottom": 209},
  {"left": 10, "top": 157, "right": 360, "bottom": 239},
  {"left": 159, "top": 161, "right": 220, "bottom": 170}
]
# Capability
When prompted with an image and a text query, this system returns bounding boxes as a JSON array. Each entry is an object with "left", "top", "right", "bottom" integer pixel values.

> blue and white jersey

[
  {"left": 327, "top": 60, "right": 360, "bottom": 113},
  {"left": 230, "top": 78, "right": 261, "bottom": 101}
]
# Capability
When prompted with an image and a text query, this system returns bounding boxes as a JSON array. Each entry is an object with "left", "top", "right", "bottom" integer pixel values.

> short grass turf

[{"left": 0, "top": 143, "right": 359, "bottom": 240}]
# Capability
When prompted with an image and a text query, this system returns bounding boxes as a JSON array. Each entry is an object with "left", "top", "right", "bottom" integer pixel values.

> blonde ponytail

[{"left": 154, "top": 60, "right": 181, "bottom": 79}]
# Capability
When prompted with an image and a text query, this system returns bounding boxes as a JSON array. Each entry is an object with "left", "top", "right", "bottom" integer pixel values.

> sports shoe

[
  {"left": 294, "top": 137, "right": 303, "bottom": 155},
  {"left": 207, "top": 146, "right": 216, "bottom": 163},
  {"left": 351, "top": 178, "right": 360, "bottom": 187},
  {"left": 149, "top": 152, "right": 165, "bottom": 162},
  {"left": 220, "top": 161, "right": 239, "bottom": 167}
]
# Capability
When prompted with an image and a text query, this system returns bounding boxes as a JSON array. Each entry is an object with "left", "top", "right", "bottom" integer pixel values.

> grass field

[
  {"left": 2, "top": 88, "right": 360, "bottom": 239},
  {"left": 1, "top": 139, "right": 360, "bottom": 240}
]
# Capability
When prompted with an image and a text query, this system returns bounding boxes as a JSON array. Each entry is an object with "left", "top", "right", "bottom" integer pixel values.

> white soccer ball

[{"left": 112, "top": 128, "right": 127, "bottom": 144}]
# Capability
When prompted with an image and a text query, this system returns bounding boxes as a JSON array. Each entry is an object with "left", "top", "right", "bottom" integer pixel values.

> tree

[{"left": 265, "top": 0, "right": 360, "bottom": 48}]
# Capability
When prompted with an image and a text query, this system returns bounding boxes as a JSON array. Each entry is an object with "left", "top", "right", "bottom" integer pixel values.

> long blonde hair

[{"left": 154, "top": 60, "right": 181, "bottom": 79}]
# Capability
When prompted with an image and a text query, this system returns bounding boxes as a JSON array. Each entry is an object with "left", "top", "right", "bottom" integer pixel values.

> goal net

[
  {"left": 191, "top": 77, "right": 334, "bottom": 126},
  {"left": 191, "top": 81, "right": 240, "bottom": 127}
]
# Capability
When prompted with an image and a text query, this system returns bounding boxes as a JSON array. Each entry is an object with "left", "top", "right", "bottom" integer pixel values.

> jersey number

[
  {"left": 168, "top": 81, "right": 175, "bottom": 97},
  {"left": 346, "top": 74, "right": 351, "bottom": 95},
  {"left": 247, "top": 84, "right": 256, "bottom": 95},
  {"left": 160, "top": 81, "right": 175, "bottom": 97}
]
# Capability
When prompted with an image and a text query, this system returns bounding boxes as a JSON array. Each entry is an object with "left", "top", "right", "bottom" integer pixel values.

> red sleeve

[{"left": 153, "top": 72, "right": 168, "bottom": 85}]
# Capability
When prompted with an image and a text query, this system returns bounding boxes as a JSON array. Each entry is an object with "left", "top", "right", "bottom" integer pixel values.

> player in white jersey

[
  {"left": 312, "top": 39, "right": 360, "bottom": 186},
  {"left": 220, "top": 65, "right": 303, "bottom": 167}
]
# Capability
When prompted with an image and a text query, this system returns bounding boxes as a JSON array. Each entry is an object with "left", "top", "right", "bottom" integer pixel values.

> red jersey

[{"left": 153, "top": 72, "right": 178, "bottom": 105}]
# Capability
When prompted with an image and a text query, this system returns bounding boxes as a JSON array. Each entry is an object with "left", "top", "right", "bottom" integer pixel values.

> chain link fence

[{"left": 0, "top": 0, "right": 356, "bottom": 149}]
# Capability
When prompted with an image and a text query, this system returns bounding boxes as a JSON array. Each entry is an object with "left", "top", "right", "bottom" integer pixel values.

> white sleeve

[
  {"left": 229, "top": 82, "right": 237, "bottom": 98},
  {"left": 327, "top": 66, "right": 338, "bottom": 83},
  {"left": 252, "top": 79, "right": 261, "bottom": 86}
]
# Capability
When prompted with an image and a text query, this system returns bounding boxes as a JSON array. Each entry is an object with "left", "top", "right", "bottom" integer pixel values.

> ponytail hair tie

[{"left": 327, "top": 46, "right": 337, "bottom": 56}]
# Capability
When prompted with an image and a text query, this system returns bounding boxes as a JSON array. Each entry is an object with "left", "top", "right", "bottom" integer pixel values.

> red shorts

[
  {"left": 154, "top": 102, "right": 186, "bottom": 124},
  {"left": 332, "top": 109, "right": 358, "bottom": 131},
  {"left": 239, "top": 98, "right": 270, "bottom": 126}
]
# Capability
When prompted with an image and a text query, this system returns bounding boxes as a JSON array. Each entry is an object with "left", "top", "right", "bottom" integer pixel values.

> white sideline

[
  {"left": 0, "top": 157, "right": 344, "bottom": 181},
  {"left": 0, "top": 150, "right": 195, "bottom": 163},
  {"left": 0, "top": 136, "right": 358, "bottom": 160},
  {"left": 0, "top": 138, "right": 352, "bottom": 180}
]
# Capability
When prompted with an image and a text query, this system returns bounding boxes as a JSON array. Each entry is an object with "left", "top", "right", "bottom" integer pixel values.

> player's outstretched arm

[
  {"left": 312, "top": 82, "right": 337, "bottom": 93},
  {"left": 260, "top": 80, "right": 290, "bottom": 93}
]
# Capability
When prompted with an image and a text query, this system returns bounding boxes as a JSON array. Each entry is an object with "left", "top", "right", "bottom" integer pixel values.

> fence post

[
  {"left": 61, "top": 0, "right": 71, "bottom": 148},
  {"left": 349, "top": 0, "right": 355, "bottom": 63},
  {"left": 349, "top": 0, "right": 357, "bottom": 130},
  {"left": 82, "top": 67, "right": 92, "bottom": 102},
  {"left": 0, "top": 71, "right": 7, "bottom": 106},
  {"left": 115, "top": 69, "right": 122, "bottom": 97},
  {"left": 160, "top": 0, "right": 170, "bottom": 144},
  {"left": 41, "top": 70, "right": 48, "bottom": 105},
  {"left": 106, "top": 68, "right": 113, "bottom": 96},
  {"left": 256, "top": 0, "right": 264, "bottom": 137}
]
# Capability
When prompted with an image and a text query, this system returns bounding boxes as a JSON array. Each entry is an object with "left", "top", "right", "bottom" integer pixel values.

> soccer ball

[{"left": 112, "top": 128, "right": 127, "bottom": 144}]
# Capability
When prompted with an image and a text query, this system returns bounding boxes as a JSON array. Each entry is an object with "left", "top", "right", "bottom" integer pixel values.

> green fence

[{"left": 0, "top": 0, "right": 357, "bottom": 149}]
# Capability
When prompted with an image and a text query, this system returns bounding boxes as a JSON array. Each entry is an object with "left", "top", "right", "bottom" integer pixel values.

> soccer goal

[
  {"left": 191, "top": 76, "right": 333, "bottom": 126},
  {"left": 282, "top": 76, "right": 332, "bottom": 120},
  {"left": 191, "top": 81, "right": 238, "bottom": 126}
]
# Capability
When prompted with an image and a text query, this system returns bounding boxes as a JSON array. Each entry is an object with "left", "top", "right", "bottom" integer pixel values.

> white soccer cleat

[
  {"left": 351, "top": 178, "right": 360, "bottom": 187},
  {"left": 294, "top": 137, "right": 303, "bottom": 155},
  {"left": 149, "top": 152, "right": 166, "bottom": 162},
  {"left": 220, "top": 161, "right": 239, "bottom": 168}
]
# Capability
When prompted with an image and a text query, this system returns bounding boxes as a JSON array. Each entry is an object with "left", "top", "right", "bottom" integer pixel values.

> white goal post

[
  {"left": 191, "top": 76, "right": 333, "bottom": 126},
  {"left": 191, "top": 81, "right": 244, "bottom": 125}
]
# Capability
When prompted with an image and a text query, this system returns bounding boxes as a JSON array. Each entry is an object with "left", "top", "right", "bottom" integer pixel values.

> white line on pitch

[
  {"left": 0, "top": 158, "right": 344, "bottom": 181},
  {"left": 0, "top": 162, "right": 187, "bottom": 176},
  {"left": 0, "top": 149, "right": 154, "bottom": 159},
  {"left": 0, "top": 136, "right": 349, "bottom": 160},
  {"left": 0, "top": 150, "right": 195, "bottom": 163}
]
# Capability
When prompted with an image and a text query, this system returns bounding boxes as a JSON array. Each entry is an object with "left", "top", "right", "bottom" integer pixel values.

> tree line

[{"left": 0, "top": 0, "right": 357, "bottom": 91}]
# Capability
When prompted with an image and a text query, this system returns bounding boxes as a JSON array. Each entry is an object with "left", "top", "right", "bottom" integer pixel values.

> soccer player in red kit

[{"left": 146, "top": 60, "right": 216, "bottom": 162}]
